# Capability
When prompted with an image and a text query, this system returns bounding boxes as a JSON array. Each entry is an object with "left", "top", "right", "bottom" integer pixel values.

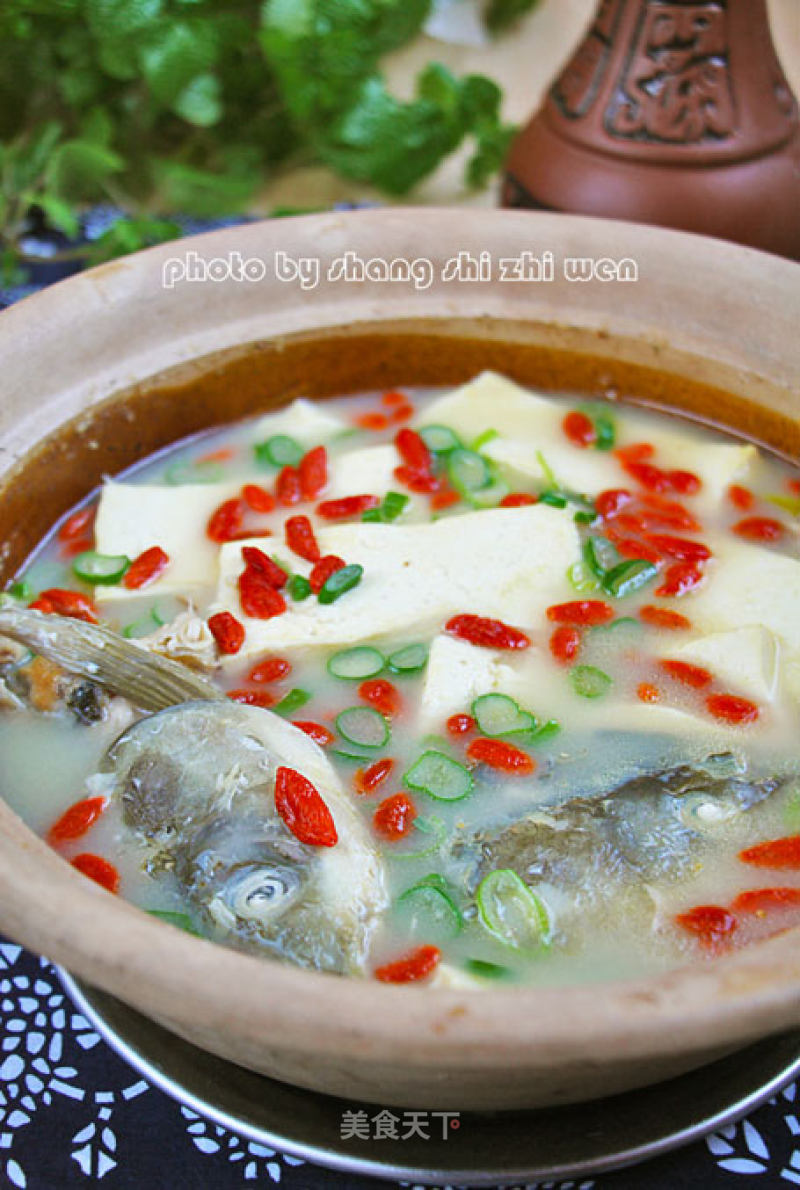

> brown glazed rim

[{"left": 0, "top": 209, "right": 799, "bottom": 1077}]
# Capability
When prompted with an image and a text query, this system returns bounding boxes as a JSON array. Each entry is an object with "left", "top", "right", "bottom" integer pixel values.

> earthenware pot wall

[{"left": 503, "top": 0, "right": 800, "bottom": 261}]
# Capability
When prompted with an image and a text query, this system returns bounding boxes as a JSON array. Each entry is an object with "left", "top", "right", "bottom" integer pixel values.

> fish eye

[{"left": 227, "top": 867, "right": 301, "bottom": 923}]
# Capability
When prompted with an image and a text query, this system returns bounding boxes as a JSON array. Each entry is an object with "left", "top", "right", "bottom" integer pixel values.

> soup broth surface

[{"left": 2, "top": 373, "right": 800, "bottom": 989}]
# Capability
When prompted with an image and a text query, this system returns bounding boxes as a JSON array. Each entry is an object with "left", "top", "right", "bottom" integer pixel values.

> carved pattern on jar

[{"left": 551, "top": 0, "right": 625, "bottom": 120}]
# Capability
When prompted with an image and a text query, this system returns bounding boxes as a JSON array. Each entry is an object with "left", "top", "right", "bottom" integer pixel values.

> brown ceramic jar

[{"left": 503, "top": 0, "right": 800, "bottom": 260}]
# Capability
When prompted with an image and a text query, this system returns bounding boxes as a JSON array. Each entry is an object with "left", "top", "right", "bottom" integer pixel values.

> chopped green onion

[
  {"left": 8, "top": 580, "right": 33, "bottom": 600},
  {"left": 602, "top": 558, "right": 658, "bottom": 598},
  {"left": 447, "top": 448, "right": 492, "bottom": 496},
  {"left": 274, "top": 688, "right": 311, "bottom": 716},
  {"left": 592, "top": 412, "right": 616, "bottom": 451},
  {"left": 165, "top": 460, "right": 224, "bottom": 485},
  {"left": 404, "top": 750, "right": 472, "bottom": 801},
  {"left": 583, "top": 536, "right": 620, "bottom": 577},
  {"left": 419, "top": 425, "right": 463, "bottom": 455},
  {"left": 574, "top": 510, "right": 599, "bottom": 525},
  {"left": 528, "top": 718, "right": 561, "bottom": 745},
  {"left": 570, "top": 665, "right": 612, "bottom": 699},
  {"left": 539, "top": 490, "right": 567, "bottom": 509},
  {"left": 396, "top": 875, "right": 463, "bottom": 941},
  {"left": 331, "top": 746, "right": 373, "bottom": 764},
  {"left": 784, "top": 790, "right": 800, "bottom": 830},
  {"left": 392, "top": 815, "right": 447, "bottom": 859},
  {"left": 336, "top": 705, "right": 389, "bottom": 749},
  {"left": 476, "top": 869, "right": 551, "bottom": 952},
  {"left": 766, "top": 494, "right": 800, "bottom": 516},
  {"left": 464, "top": 958, "right": 513, "bottom": 980},
  {"left": 123, "top": 610, "right": 162, "bottom": 639},
  {"left": 327, "top": 646, "right": 385, "bottom": 680},
  {"left": 567, "top": 559, "right": 600, "bottom": 594},
  {"left": 362, "top": 491, "right": 410, "bottom": 523},
  {"left": 470, "top": 428, "right": 499, "bottom": 451},
  {"left": 147, "top": 909, "right": 200, "bottom": 936},
  {"left": 72, "top": 550, "right": 131, "bottom": 586},
  {"left": 472, "top": 693, "right": 535, "bottom": 737},
  {"left": 593, "top": 616, "right": 640, "bottom": 634},
  {"left": 254, "top": 434, "right": 303, "bottom": 468},
  {"left": 535, "top": 450, "right": 558, "bottom": 488},
  {"left": 468, "top": 478, "right": 510, "bottom": 509},
  {"left": 387, "top": 642, "right": 429, "bottom": 676},
  {"left": 318, "top": 563, "right": 363, "bottom": 604},
  {"left": 287, "top": 574, "right": 312, "bottom": 601}
]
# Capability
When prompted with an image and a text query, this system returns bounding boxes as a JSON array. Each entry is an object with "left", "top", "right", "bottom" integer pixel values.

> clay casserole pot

[{"left": 0, "top": 210, "right": 798, "bottom": 1110}]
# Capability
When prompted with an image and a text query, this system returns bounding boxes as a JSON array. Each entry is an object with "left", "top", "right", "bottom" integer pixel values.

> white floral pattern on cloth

[{"left": 1, "top": 938, "right": 800, "bottom": 1188}]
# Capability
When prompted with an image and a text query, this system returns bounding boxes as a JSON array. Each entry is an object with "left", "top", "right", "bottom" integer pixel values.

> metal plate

[{"left": 59, "top": 969, "right": 800, "bottom": 1187}]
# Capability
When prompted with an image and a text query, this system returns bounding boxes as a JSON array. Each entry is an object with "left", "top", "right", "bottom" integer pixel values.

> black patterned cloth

[{"left": 2, "top": 210, "right": 799, "bottom": 1189}]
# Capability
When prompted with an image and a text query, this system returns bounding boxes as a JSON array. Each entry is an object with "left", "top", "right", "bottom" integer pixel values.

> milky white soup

[{"left": 2, "top": 372, "right": 800, "bottom": 989}]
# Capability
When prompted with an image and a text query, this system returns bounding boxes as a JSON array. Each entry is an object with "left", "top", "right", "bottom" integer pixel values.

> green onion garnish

[
  {"left": 463, "top": 958, "right": 513, "bottom": 980},
  {"left": 470, "top": 427, "right": 499, "bottom": 451},
  {"left": 567, "top": 559, "right": 600, "bottom": 594},
  {"left": 447, "top": 448, "right": 492, "bottom": 496},
  {"left": 387, "top": 642, "right": 428, "bottom": 676},
  {"left": 419, "top": 425, "right": 463, "bottom": 455},
  {"left": 362, "top": 491, "right": 410, "bottom": 523},
  {"left": 583, "top": 536, "right": 620, "bottom": 577},
  {"left": 539, "top": 490, "right": 568, "bottom": 509},
  {"left": 471, "top": 693, "right": 535, "bottom": 737},
  {"left": 570, "top": 665, "right": 613, "bottom": 699},
  {"left": 146, "top": 909, "right": 200, "bottom": 935},
  {"left": 318, "top": 563, "right": 363, "bottom": 604},
  {"left": 286, "top": 575, "right": 311, "bottom": 601},
  {"left": 528, "top": 718, "right": 561, "bottom": 745},
  {"left": 164, "top": 460, "right": 224, "bottom": 485},
  {"left": 336, "top": 705, "right": 389, "bottom": 749},
  {"left": 274, "top": 688, "right": 311, "bottom": 716},
  {"left": 72, "top": 550, "right": 131, "bottom": 586},
  {"left": 8, "top": 580, "right": 32, "bottom": 600},
  {"left": 404, "top": 751, "right": 472, "bottom": 802},
  {"left": 476, "top": 869, "right": 551, "bottom": 952},
  {"left": 254, "top": 434, "right": 303, "bottom": 468},
  {"left": 396, "top": 875, "right": 463, "bottom": 941},
  {"left": 327, "top": 646, "right": 385, "bottom": 680},
  {"left": 601, "top": 558, "right": 658, "bottom": 598}
]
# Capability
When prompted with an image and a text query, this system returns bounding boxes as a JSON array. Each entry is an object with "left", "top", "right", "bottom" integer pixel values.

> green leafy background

[{"left": 0, "top": 0, "right": 537, "bottom": 277}]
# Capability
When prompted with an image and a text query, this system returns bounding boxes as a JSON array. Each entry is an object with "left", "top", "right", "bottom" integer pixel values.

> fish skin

[{"left": 102, "top": 701, "right": 388, "bottom": 974}]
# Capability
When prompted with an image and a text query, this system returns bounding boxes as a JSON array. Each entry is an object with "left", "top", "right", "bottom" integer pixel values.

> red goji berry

[
  {"left": 706, "top": 692, "right": 759, "bottom": 725},
  {"left": 390, "top": 403, "right": 414, "bottom": 423},
  {"left": 207, "top": 497, "right": 245, "bottom": 543},
  {"left": 622, "top": 461, "right": 671, "bottom": 492},
  {"left": 381, "top": 390, "right": 408, "bottom": 407},
  {"left": 596, "top": 489, "right": 632, "bottom": 519},
  {"left": 637, "top": 505, "right": 701, "bottom": 532},
  {"left": 309, "top": 555, "right": 346, "bottom": 593},
  {"left": 123, "top": 546, "right": 170, "bottom": 590},
  {"left": 359, "top": 678, "right": 401, "bottom": 717},
  {"left": 354, "top": 758, "right": 395, "bottom": 795},
  {"left": 374, "top": 944, "right": 440, "bottom": 983},
  {"left": 500, "top": 492, "right": 537, "bottom": 508},
  {"left": 675, "top": 905, "right": 737, "bottom": 950},
  {"left": 292, "top": 720, "right": 334, "bottom": 746},
  {"left": 612, "top": 513, "right": 647, "bottom": 535},
  {"left": 732, "top": 887, "right": 800, "bottom": 914},
  {"left": 732, "top": 516, "right": 785, "bottom": 543},
  {"left": 789, "top": 479, "right": 800, "bottom": 496},
  {"left": 316, "top": 494, "right": 380, "bottom": 520},
  {"left": 198, "top": 448, "right": 235, "bottom": 464},
  {"left": 395, "top": 427, "right": 432, "bottom": 473},
  {"left": 467, "top": 737, "right": 535, "bottom": 774},
  {"left": 299, "top": 445, "right": 328, "bottom": 501},
  {"left": 71, "top": 853, "right": 120, "bottom": 894},
  {"left": 239, "top": 569, "right": 287, "bottom": 619},
  {"left": 614, "top": 442, "right": 655, "bottom": 464},
  {"left": 275, "top": 465, "right": 302, "bottom": 506},
  {"left": 373, "top": 793, "right": 417, "bottom": 841},
  {"left": 638, "top": 605, "right": 692, "bottom": 630},
  {"left": 430, "top": 488, "right": 460, "bottom": 511},
  {"left": 608, "top": 535, "right": 663, "bottom": 565},
  {"left": 226, "top": 688, "right": 276, "bottom": 709},
  {"left": 274, "top": 766, "right": 338, "bottom": 847},
  {"left": 637, "top": 682, "right": 661, "bottom": 703},
  {"left": 29, "top": 589, "right": 98, "bottom": 623},
  {"left": 562, "top": 410, "right": 596, "bottom": 448},
  {"left": 546, "top": 601, "right": 614, "bottom": 626},
  {"left": 242, "top": 483, "right": 276, "bottom": 513},
  {"left": 241, "top": 546, "right": 287, "bottom": 588},
  {"left": 394, "top": 465, "right": 440, "bottom": 494},
  {"left": 208, "top": 611, "right": 245, "bottom": 655},
  {"left": 58, "top": 505, "right": 96, "bottom": 543},
  {"left": 666, "top": 470, "right": 701, "bottom": 495},
  {"left": 445, "top": 613, "right": 531, "bottom": 650},
  {"left": 446, "top": 713, "right": 475, "bottom": 737},
  {"left": 728, "top": 484, "right": 754, "bottom": 512},
  {"left": 47, "top": 796, "right": 107, "bottom": 845},
  {"left": 285, "top": 515, "right": 321, "bottom": 562},
  {"left": 549, "top": 625, "right": 581, "bottom": 665},
  {"left": 248, "top": 656, "right": 291, "bottom": 683},
  {"left": 646, "top": 534, "right": 711, "bottom": 562},
  {"left": 654, "top": 561, "right": 705, "bottom": 597},
  {"left": 355, "top": 411, "right": 390, "bottom": 431},
  {"left": 740, "top": 836, "right": 800, "bottom": 869},
  {"left": 659, "top": 659, "right": 713, "bottom": 689}
]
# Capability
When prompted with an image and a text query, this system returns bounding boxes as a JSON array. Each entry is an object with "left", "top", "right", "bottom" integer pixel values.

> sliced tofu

[
  {"left": 252, "top": 397, "right": 346, "bottom": 445},
  {"left": 324, "top": 444, "right": 425, "bottom": 519},
  {"left": 417, "top": 371, "right": 754, "bottom": 509},
  {"left": 666, "top": 626, "right": 783, "bottom": 704},
  {"left": 214, "top": 504, "right": 581, "bottom": 658},
  {"left": 94, "top": 479, "right": 243, "bottom": 600},
  {"left": 418, "top": 635, "right": 518, "bottom": 730}
]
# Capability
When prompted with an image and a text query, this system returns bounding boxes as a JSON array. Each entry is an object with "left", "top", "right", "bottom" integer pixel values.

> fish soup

[{"left": 2, "top": 371, "right": 800, "bottom": 989}]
